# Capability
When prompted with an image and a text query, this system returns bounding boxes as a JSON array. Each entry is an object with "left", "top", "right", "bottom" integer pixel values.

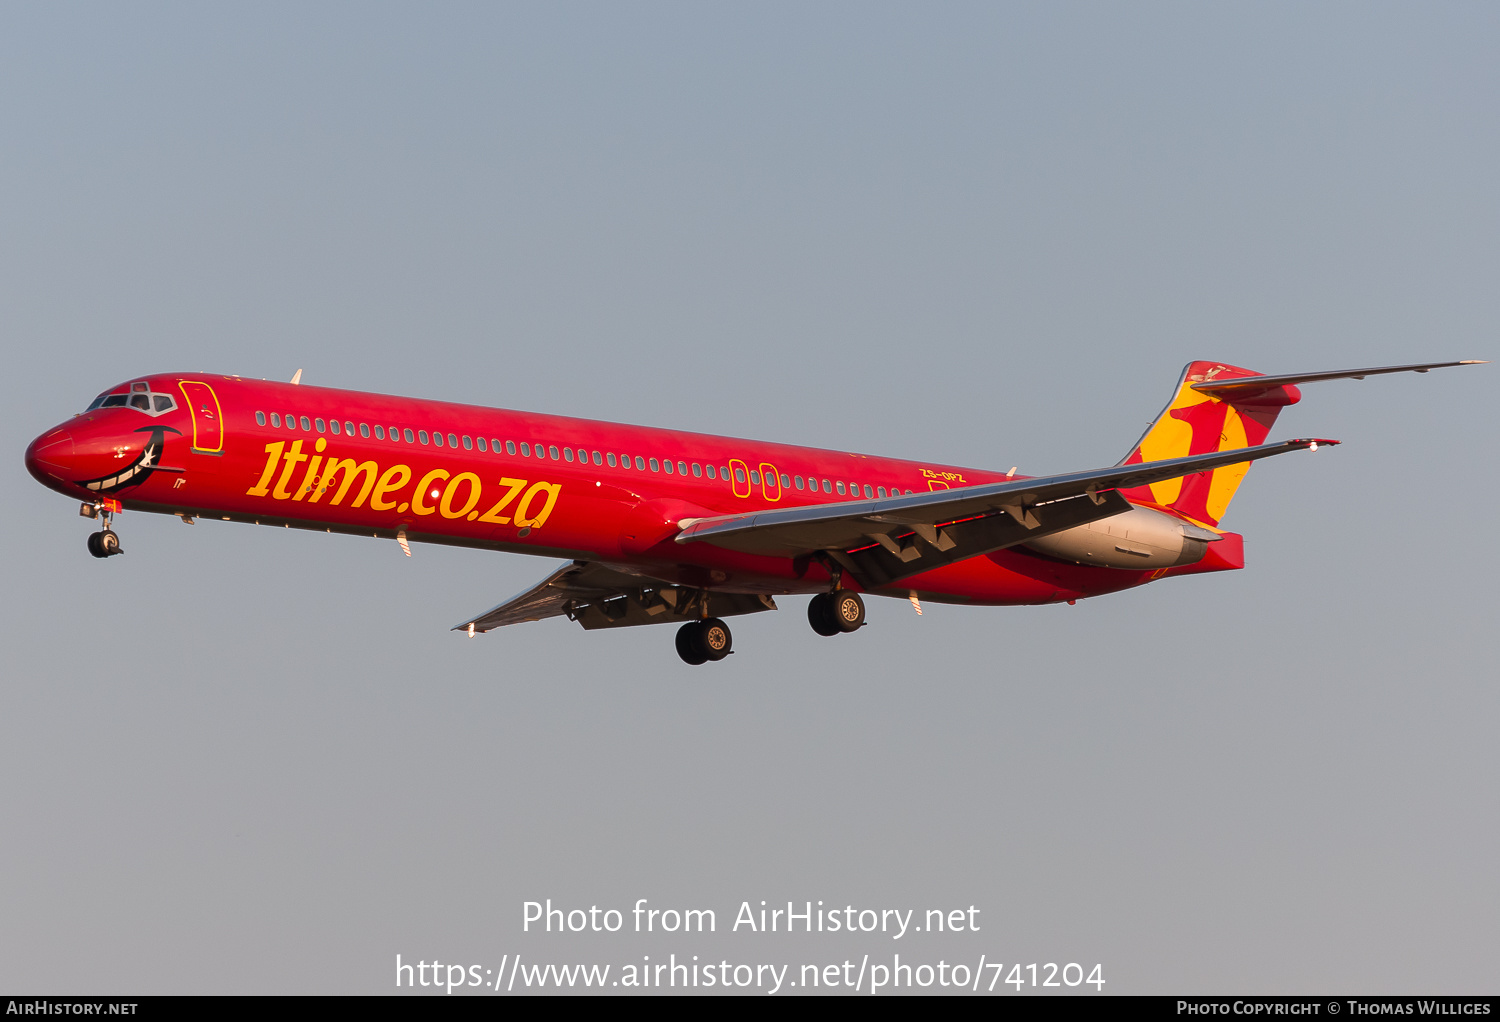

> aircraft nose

[{"left": 25, "top": 428, "right": 75, "bottom": 484}]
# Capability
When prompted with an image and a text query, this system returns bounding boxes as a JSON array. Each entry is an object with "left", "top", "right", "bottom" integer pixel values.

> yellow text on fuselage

[{"left": 245, "top": 439, "right": 561, "bottom": 528}]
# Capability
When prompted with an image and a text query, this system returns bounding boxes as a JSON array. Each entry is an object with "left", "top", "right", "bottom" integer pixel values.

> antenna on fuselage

[{"left": 289, "top": 369, "right": 303, "bottom": 385}]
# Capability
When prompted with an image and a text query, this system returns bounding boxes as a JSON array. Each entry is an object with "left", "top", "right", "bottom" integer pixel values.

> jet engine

[{"left": 1020, "top": 505, "right": 1221, "bottom": 569}]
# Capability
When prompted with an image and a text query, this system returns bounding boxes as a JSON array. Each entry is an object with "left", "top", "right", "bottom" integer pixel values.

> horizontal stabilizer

[{"left": 1192, "top": 360, "right": 1485, "bottom": 398}]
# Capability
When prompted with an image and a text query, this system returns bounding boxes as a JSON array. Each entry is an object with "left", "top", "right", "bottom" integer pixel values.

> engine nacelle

[{"left": 1020, "top": 505, "right": 1221, "bottom": 569}]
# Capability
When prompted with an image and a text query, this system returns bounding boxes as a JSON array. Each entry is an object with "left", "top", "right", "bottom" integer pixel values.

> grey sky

[{"left": 2, "top": 2, "right": 1496, "bottom": 994}]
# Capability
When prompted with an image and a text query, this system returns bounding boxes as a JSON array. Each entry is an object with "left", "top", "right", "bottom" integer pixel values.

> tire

[
  {"left": 675, "top": 622, "right": 709, "bottom": 665},
  {"left": 98, "top": 530, "right": 121, "bottom": 556},
  {"left": 87, "top": 532, "right": 107, "bottom": 558},
  {"left": 700, "top": 618, "right": 732, "bottom": 661},
  {"left": 807, "top": 594, "right": 841, "bottom": 636},
  {"left": 832, "top": 590, "right": 865, "bottom": 632}
]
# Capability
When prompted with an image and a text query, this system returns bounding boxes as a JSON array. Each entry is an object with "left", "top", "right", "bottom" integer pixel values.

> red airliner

[{"left": 25, "top": 359, "right": 1482, "bottom": 664}]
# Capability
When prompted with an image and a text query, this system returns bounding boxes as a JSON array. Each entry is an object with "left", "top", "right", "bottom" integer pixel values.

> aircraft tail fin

[
  {"left": 1117, "top": 358, "right": 1483, "bottom": 526},
  {"left": 1117, "top": 361, "right": 1295, "bottom": 527}
]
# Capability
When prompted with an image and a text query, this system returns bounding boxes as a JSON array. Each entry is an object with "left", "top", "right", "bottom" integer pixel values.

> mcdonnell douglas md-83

[{"left": 25, "top": 360, "right": 1483, "bottom": 664}]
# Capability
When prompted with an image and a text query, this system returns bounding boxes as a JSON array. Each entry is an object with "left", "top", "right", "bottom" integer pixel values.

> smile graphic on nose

[{"left": 71, "top": 425, "right": 182, "bottom": 494}]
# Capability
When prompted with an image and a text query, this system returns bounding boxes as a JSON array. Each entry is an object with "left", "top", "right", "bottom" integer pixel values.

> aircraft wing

[
  {"left": 453, "top": 561, "right": 663, "bottom": 632},
  {"left": 453, "top": 561, "right": 779, "bottom": 633},
  {"left": 676, "top": 437, "right": 1335, "bottom": 589}
]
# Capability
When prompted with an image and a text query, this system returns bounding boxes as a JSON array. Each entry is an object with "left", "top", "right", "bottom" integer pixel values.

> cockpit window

[{"left": 87, "top": 383, "right": 176, "bottom": 416}]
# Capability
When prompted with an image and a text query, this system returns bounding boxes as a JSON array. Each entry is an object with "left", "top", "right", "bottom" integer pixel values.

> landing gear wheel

[
  {"left": 807, "top": 593, "right": 841, "bottom": 636},
  {"left": 700, "top": 618, "right": 732, "bottom": 661},
  {"left": 87, "top": 530, "right": 121, "bottom": 558},
  {"left": 675, "top": 622, "right": 709, "bottom": 665},
  {"left": 676, "top": 619, "right": 734, "bottom": 665},
  {"left": 831, "top": 590, "right": 865, "bottom": 632}
]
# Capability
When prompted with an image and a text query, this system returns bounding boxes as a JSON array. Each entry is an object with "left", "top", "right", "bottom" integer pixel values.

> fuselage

[{"left": 25, "top": 373, "right": 1240, "bottom": 607}]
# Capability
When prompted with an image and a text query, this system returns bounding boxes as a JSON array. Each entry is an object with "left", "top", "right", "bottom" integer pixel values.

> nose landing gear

[
  {"left": 809, "top": 590, "right": 865, "bottom": 636},
  {"left": 675, "top": 618, "right": 733, "bottom": 665},
  {"left": 86, "top": 530, "right": 122, "bottom": 558},
  {"left": 81, "top": 502, "right": 123, "bottom": 558}
]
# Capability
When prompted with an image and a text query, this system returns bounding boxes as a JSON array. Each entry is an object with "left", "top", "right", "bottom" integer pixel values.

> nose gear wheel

[{"left": 87, "top": 529, "right": 122, "bottom": 558}]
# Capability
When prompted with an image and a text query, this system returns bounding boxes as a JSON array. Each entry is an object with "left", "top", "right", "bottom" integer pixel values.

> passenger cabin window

[
  {"left": 315, "top": 418, "right": 325, "bottom": 432},
  {"left": 592, "top": 451, "right": 602, "bottom": 465},
  {"left": 256, "top": 411, "right": 266, "bottom": 426},
  {"left": 705, "top": 465, "right": 715, "bottom": 479},
  {"left": 404, "top": 429, "right": 415, "bottom": 443},
  {"left": 635, "top": 456, "right": 646, "bottom": 470},
  {"left": 418, "top": 430, "right": 429, "bottom": 444},
  {"left": 345, "top": 421, "right": 355, "bottom": 434},
  {"left": 329, "top": 420, "right": 340, "bottom": 435},
  {"left": 464, "top": 436, "right": 474, "bottom": 450},
  {"left": 520, "top": 443, "right": 530, "bottom": 456},
  {"left": 507, "top": 441, "right": 517, "bottom": 455},
  {"left": 663, "top": 460, "right": 673, "bottom": 474},
  {"left": 607, "top": 453, "right": 617, "bottom": 467},
  {"left": 432, "top": 432, "right": 442, "bottom": 447},
  {"left": 563, "top": 448, "right": 574, "bottom": 462},
  {"left": 271, "top": 413, "right": 281, "bottom": 427},
  {"left": 449, "top": 433, "right": 458, "bottom": 448},
  {"left": 300, "top": 416, "right": 311, "bottom": 430},
  {"left": 650, "top": 458, "right": 660, "bottom": 472},
  {"left": 361, "top": 423, "right": 371, "bottom": 438},
  {"left": 549, "top": 445, "right": 560, "bottom": 460}
]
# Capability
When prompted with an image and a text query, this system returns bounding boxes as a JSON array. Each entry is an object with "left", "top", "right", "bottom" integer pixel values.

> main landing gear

[
  {"left": 81, "top": 502, "right": 123, "bottom": 559},
  {"left": 808, "top": 590, "right": 865, "bottom": 636},
  {"left": 676, "top": 618, "right": 733, "bottom": 665}
]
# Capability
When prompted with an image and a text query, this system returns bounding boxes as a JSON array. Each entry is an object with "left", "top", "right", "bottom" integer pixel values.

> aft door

[{"left": 178, "top": 381, "right": 224, "bottom": 454}]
